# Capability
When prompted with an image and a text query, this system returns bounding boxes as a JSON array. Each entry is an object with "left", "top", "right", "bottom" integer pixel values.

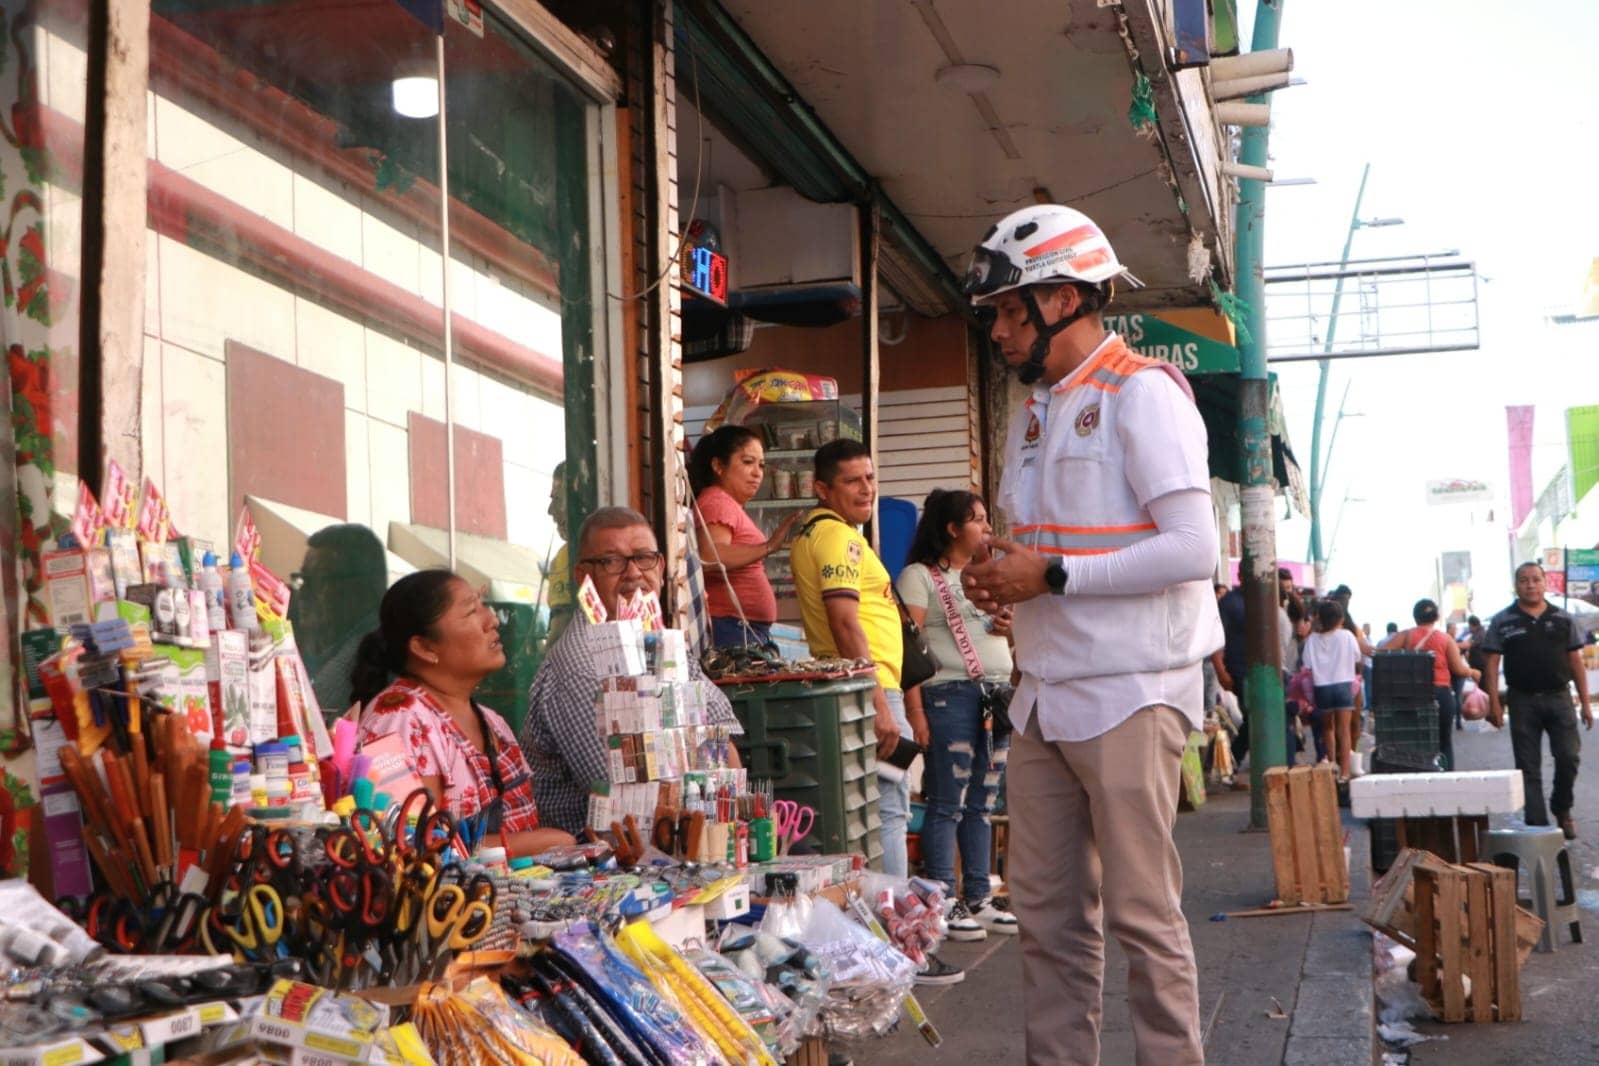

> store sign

[
  {"left": 679, "top": 229, "right": 728, "bottom": 305},
  {"left": 1103, "top": 308, "right": 1239, "bottom": 375},
  {"left": 1424, "top": 478, "right": 1493, "bottom": 505}
]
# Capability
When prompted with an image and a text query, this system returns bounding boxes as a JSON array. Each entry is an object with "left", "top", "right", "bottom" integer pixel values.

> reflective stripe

[
  {"left": 1089, "top": 367, "right": 1132, "bottom": 389},
  {"left": 1014, "top": 524, "right": 1158, "bottom": 554}
]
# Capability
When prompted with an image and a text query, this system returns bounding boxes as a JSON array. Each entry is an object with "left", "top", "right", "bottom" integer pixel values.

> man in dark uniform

[{"left": 1482, "top": 562, "right": 1594, "bottom": 838}]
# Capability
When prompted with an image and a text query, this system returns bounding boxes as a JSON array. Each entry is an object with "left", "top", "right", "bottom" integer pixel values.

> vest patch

[{"left": 1074, "top": 403, "right": 1101, "bottom": 437}]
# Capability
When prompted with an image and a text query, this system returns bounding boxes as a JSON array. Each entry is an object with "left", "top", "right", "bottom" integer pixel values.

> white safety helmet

[
  {"left": 963, "top": 204, "right": 1133, "bottom": 304},
  {"left": 964, "top": 205, "right": 1135, "bottom": 383}
]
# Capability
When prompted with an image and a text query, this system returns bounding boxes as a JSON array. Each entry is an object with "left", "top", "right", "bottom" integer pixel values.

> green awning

[{"left": 1191, "top": 373, "right": 1310, "bottom": 515}]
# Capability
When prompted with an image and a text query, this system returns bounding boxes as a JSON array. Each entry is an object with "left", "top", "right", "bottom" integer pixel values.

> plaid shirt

[{"left": 520, "top": 617, "right": 740, "bottom": 835}]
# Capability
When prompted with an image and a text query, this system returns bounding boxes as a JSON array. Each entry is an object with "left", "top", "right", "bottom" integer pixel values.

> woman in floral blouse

[{"left": 353, "top": 569, "right": 575, "bottom": 857}]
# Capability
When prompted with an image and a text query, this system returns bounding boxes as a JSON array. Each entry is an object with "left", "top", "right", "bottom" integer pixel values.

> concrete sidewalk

[{"left": 859, "top": 787, "right": 1375, "bottom": 1065}]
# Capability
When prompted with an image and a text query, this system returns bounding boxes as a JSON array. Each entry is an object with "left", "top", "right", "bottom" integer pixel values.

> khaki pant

[{"left": 1009, "top": 705, "right": 1202, "bottom": 1065}]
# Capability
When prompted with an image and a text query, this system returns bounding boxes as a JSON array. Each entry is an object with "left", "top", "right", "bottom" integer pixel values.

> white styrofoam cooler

[{"left": 1349, "top": 770, "right": 1524, "bottom": 819}]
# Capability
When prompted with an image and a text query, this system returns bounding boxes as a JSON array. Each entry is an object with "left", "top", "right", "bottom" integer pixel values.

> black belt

[{"left": 1510, "top": 687, "right": 1570, "bottom": 697}]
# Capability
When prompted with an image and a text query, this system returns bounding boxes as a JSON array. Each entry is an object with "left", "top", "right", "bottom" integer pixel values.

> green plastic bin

[{"left": 722, "top": 676, "right": 882, "bottom": 866}]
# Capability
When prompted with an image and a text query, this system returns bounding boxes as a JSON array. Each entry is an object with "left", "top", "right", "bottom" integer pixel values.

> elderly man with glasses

[{"left": 519, "top": 506, "right": 741, "bottom": 835}]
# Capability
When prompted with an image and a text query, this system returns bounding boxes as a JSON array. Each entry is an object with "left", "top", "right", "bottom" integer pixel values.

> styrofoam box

[{"left": 1349, "top": 770, "right": 1524, "bottom": 819}]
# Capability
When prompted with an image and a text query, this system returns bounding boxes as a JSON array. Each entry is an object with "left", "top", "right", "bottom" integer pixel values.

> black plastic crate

[
  {"left": 1371, "top": 651, "right": 1436, "bottom": 704},
  {"left": 1371, "top": 817, "right": 1401, "bottom": 875},
  {"left": 1371, "top": 745, "right": 1444, "bottom": 774}
]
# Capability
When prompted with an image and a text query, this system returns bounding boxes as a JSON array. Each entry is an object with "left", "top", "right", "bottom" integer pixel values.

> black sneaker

[
  {"left": 945, "top": 899, "right": 988, "bottom": 941},
  {"left": 914, "top": 954, "right": 965, "bottom": 986}
]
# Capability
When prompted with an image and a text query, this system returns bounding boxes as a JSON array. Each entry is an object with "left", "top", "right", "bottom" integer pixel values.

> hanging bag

[{"left": 927, "top": 565, "right": 1014, "bottom": 737}]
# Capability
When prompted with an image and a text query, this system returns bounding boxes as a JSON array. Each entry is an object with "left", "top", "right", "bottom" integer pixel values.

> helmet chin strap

[{"left": 1015, "top": 287, "right": 1086, "bottom": 386}]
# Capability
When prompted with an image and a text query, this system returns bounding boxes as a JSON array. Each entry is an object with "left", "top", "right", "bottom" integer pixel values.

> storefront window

[{"left": 142, "top": 0, "right": 607, "bottom": 722}]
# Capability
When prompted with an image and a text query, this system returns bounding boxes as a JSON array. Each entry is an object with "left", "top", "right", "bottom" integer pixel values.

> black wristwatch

[{"left": 1045, "top": 559, "right": 1068, "bottom": 595}]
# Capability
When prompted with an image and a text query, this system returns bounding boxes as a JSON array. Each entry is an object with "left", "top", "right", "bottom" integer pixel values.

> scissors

[
  {"left": 84, "top": 893, "right": 147, "bottom": 952},
  {"left": 147, "top": 884, "right": 210, "bottom": 952},
  {"left": 203, "top": 883, "right": 286, "bottom": 961},
  {"left": 387, "top": 789, "right": 461, "bottom": 865},
  {"left": 772, "top": 800, "right": 816, "bottom": 855},
  {"left": 411, "top": 874, "right": 493, "bottom": 981},
  {"left": 303, "top": 867, "right": 393, "bottom": 987},
  {"left": 234, "top": 826, "right": 305, "bottom": 895},
  {"left": 322, "top": 809, "right": 393, "bottom": 872}
]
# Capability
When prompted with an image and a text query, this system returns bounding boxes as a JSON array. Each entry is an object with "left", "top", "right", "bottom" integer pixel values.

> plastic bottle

[
  {"left": 200, "top": 551, "right": 228, "bottom": 633},
  {"left": 227, "top": 552, "right": 258, "bottom": 632},
  {"left": 209, "top": 739, "right": 234, "bottom": 806}
]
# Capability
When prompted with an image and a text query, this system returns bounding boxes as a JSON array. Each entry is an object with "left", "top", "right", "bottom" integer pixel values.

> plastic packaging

[
  {"left": 227, "top": 551, "right": 258, "bottom": 632},
  {"left": 413, "top": 977, "right": 584, "bottom": 1066},
  {"left": 200, "top": 551, "right": 228, "bottom": 632}
]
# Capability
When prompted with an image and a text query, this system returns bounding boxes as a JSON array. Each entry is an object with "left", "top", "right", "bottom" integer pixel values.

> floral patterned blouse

[{"left": 357, "top": 679, "right": 540, "bottom": 833}]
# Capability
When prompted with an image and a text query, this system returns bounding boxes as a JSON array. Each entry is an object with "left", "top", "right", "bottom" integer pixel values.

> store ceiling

[{"left": 717, "top": 0, "right": 1214, "bottom": 310}]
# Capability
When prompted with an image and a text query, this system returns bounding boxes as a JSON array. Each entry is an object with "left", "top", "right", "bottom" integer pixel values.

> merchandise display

[{"left": 4, "top": 469, "right": 938, "bottom": 1066}]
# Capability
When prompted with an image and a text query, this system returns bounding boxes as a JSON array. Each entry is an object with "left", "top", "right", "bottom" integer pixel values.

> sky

[{"left": 1240, "top": 0, "right": 1599, "bottom": 630}]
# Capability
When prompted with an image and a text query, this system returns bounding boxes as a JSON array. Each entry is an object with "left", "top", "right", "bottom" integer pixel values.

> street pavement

[
  {"left": 1405, "top": 720, "right": 1599, "bottom": 1065},
  {"left": 858, "top": 786, "right": 1374, "bottom": 1065}
]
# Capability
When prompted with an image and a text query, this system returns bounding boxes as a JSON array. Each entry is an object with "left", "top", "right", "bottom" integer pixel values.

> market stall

[{"left": 4, "top": 469, "right": 946, "bottom": 1065}]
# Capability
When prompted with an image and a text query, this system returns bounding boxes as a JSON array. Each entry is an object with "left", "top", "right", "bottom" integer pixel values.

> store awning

[
  {"left": 244, "top": 496, "right": 416, "bottom": 587},
  {"left": 386, "top": 522, "right": 549, "bottom": 605},
  {"left": 1190, "top": 375, "right": 1310, "bottom": 516}
]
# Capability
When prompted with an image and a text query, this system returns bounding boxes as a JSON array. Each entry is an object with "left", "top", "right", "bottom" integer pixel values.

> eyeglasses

[{"left": 579, "top": 551, "right": 664, "bottom": 575}]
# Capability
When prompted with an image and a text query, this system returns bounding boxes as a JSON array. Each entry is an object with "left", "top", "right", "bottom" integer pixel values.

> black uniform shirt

[{"left": 1482, "top": 602, "right": 1581, "bottom": 693}]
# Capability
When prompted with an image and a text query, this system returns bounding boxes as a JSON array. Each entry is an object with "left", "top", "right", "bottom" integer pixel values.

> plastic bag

[
  {"left": 757, "top": 890, "right": 813, "bottom": 940},
  {"left": 413, "top": 977, "right": 583, "bottom": 1066},
  {"left": 793, "top": 897, "right": 915, "bottom": 1040},
  {"left": 858, "top": 874, "right": 948, "bottom": 967},
  {"left": 717, "top": 929, "right": 830, "bottom": 1047}
]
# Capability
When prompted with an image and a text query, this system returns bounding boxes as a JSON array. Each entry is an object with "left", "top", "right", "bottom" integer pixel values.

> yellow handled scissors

[
  {"left": 414, "top": 882, "right": 492, "bottom": 981},
  {"left": 204, "top": 883, "right": 286, "bottom": 961}
]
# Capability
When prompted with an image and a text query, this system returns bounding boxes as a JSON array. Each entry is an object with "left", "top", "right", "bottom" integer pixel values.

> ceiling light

[
  {"left": 391, "top": 59, "right": 439, "bottom": 119},
  {"left": 935, "top": 63, "right": 1001, "bottom": 94}
]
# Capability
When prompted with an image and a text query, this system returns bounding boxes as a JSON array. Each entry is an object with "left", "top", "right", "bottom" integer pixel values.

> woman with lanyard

[
  {"left": 353, "top": 570, "right": 576, "bottom": 857},
  {"left": 897, "top": 489, "right": 1019, "bottom": 941}
]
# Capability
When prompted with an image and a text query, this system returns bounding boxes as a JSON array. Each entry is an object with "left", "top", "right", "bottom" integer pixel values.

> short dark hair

[
  {"left": 1412, "top": 598, "right": 1440, "bottom": 625},
  {"left": 1467, "top": 615, "right": 1481, "bottom": 627},
  {"left": 908, "top": 490, "right": 984, "bottom": 568},
  {"left": 814, "top": 439, "right": 871, "bottom": 485},
  {"left": 688, "top": 425, "right": 761, "bottom": 496},
  {"left": 1315, "top": 598, "right": 1345, "bottom": 632},
  {"left": 1515, "top": 561, "right": 1545, "bottom": 579},
  {"left": 577, "top": 506, "right": 652, "bottom": 557},
  {"left": 1277, "top": 567, "right": 1293, "bottom": 581},
  {"left": 1331, "top": 584, "right": 1353, "bottom": 599},
  {"left": 1386, "top": 622, "right": 1399, "bottom": 634}
]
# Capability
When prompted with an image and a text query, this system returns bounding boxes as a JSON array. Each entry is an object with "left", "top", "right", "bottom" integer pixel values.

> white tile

[
  {"left": 292, "top": 174, "right": 363, "bottom": 267},
  {"left": 361, "top": 211, "right": 421, "bottom": 297},
  {"left": 160, "top": 342, "right": 230, "bottom": 548},
  {"left": 158, "top": 236, "right": 295, "bottom": 363},
  {"left": 363, "top": 328, "right": 422, "bottom": 428},
  {"left": 140, "top": 335, "right": 164, "bottom": 483},
  {"left": 144, "top": 226, "right": 160, "bottom": 338},
  {"left": 43, "top": 26, "right": 87, "bottom": 123},
  {"left": 447, "top": 361, "right": 482, "bottom": 431},
  {"left": 420, "top": 355, "right": 446, "bottom": 420},
  {"left": 502, "top": 461, "right": 546, "bottom": 551},
  {"left": 155, "top": 97, "right": 292, "bottom": 230},
  {"left": 528, "top": 395, "right": 566, "bottom": 464},
  {"left": 419, "top": 245, "right": 444, "bottom": 308},
  {"left": 344, "top": 410, "right": 372, "bottom": 529},
  {"left": 445, "top": 256, "right": 477, "bottom": 320},
  {"left": 294, "top": 297, "right": 365, "bottom": 411},
  {"left": 478, "top": 375, "right": 523, "bottom": 456},
  {"left": 366, "top": 421, "right": 411, "bottom": 544}
]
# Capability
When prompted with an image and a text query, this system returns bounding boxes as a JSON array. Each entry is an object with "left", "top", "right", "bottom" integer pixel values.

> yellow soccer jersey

[{"left": 790, "top": 508, "right": 903, "bottom": 690}]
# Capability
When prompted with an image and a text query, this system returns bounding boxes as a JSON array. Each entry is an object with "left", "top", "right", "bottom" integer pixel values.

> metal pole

[
  {"left": 1306, "top": 162, "right": 1370, "bottom": 592},
  {"left": 1236, "top": 0, "right": 1286, "bottom": 828},
  {"left": 436, "top": 33, "right": 457, "bottom": 571}
]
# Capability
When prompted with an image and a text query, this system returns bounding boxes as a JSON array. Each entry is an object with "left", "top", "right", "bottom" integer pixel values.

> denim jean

[
  {"left": 709, "top": 615, "right": 771, "bottom": 649},
  {"left": 1433, "top": 685, "right": 1457, "bottom": 771},
  {"left": 878, "top": 687, "right": 913, "bottom": 877},
  {"left": 920, "top": 680, "right": 1010, "bottom": 904},
  {"left": 1509, "top": 689, "right": 1582, "bottom": 825}
]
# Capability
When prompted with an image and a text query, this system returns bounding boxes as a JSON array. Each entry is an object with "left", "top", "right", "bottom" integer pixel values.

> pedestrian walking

[
  {"left": 1481, "top": 562, "right": 1594, "bottom": 838},
  {"left": 896, "top": 489, "right": 1018, "bottom": 942},
  {"left": 1380, "top": 599, "right": 1478, "bottom": 771},
  {"left": 1304, "top": 598, "right": 1360, "bottom": 779},
  {"left": 959, "top": 203, "right": 1222, "bottom": 1066}
]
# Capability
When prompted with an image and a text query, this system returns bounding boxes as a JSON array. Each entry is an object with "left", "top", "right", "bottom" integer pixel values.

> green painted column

[{"left": 1235, "top": 0, "right": 1287, "bottom": 828}]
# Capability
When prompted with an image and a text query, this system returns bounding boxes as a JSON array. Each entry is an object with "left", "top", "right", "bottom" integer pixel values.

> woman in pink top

[{"left": 689, "top": 426, "right": 800, "bottom": 647}]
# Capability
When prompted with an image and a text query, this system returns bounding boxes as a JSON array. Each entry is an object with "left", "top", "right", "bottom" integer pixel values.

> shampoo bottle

[
  {"left": 227, "top": 551, "right": 259, "bottom": 632},
  {"left": 200, "top": 551, "right": 228, "bottom": 632}
]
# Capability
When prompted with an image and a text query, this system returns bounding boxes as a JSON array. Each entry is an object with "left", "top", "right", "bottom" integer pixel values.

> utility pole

[
  {"left": 1305, "top": 163, "right": 1403, "bottom": 591},
  {"left": 1235, "top": 0, "right": 1286, "bottom": 828}
]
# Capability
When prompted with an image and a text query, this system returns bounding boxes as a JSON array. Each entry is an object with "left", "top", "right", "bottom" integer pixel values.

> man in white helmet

[{"left": 961, "top": 204, "right": 1223, "bottom": 1066}]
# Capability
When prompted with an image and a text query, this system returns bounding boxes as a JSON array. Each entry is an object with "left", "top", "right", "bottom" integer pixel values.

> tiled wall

[{"left": 48, "top": 24, "right": 578, "bottom": 562}]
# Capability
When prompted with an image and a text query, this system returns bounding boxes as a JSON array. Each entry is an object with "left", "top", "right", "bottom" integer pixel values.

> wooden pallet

[
  {"left": 1265, "top": 765, "right": 1350, "bottom": 904},
  {"left": 1361, "top": 848, "right": 1543, "bottom": 968},
  {"left": 1414, "top": 862, "right": 1525, "bottom": 1022}
]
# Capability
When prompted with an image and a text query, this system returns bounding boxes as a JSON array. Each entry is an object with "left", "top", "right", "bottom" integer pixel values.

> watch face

[{"left": 1047, "top": 561, "right": 1067, "bottom": 591}]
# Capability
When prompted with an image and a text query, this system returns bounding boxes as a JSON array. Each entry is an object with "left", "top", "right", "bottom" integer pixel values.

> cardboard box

[
  {"left": 1, "top": 1036, "right": 104, "bottom": 1066},
  {"left": 212, "top": 630, "right": 251, "bottom": 749}
]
